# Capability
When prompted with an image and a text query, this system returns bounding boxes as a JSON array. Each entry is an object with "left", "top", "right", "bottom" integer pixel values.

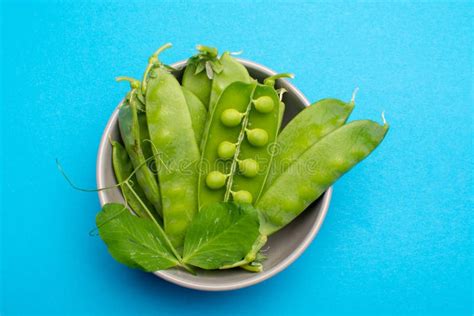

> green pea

[
  {"left": 144, "top": 44, "right": 200, "bottom": 248},
  {"left": 206, "top": 171, "right": 227, "bottom": 189},
  {"left": 246, "top": 128, "right": 268, "bottom": 147},
  {"left": 232, "top": 190, "right": 253, "bottom": 204},
  {"left": 217, "top": 141, "right": 236, "bottom": 159},
  {"left": 257, "top": 120, "right": 388, "bottom": 236},
  {"left": 253, "top": 96, "right": 274, "bottom": 113},
  {"left": 264, "top": 98, "right": 355, "bottom": 192},
  {"left": 221, "top": 109, "right": 244, "bottom": 127},
  {"left": 111, "top": 141, "right": 157, "bottom": 220},
  {"left": 198, "top": 81, "right": 280, "bottom": 209},
  {"left": 208, "top": 52, "right": 251, "bottom": 112},
  {"left": 238, "top": 159, "right": 259, "bottom": 178}
]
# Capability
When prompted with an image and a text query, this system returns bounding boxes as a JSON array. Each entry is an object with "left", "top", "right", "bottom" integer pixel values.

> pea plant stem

[
  {"left": 141, "top": 43, "right": 173, "bottom": 94},
  {"left": 219, "top": 234, "right": 267, "bottom": 269}
]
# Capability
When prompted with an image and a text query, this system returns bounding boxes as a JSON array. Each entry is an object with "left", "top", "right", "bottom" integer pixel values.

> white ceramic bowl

[{"left": 96, "top": 59, "right": 332, "bottom": 291}]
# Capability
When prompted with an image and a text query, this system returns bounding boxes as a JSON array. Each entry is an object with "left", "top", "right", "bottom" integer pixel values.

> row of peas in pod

[{"left": 96, "top": 44, "right": 389, "bottom": 274}]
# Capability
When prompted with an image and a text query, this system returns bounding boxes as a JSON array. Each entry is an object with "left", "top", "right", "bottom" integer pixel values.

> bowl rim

[{"left": 96, "top": 58, "right": 332, "bottom": 291}]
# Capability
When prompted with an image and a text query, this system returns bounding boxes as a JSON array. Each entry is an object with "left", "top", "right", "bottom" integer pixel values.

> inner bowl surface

[{"left": 96, "top": 59, "right": 332, "bottom": 291}]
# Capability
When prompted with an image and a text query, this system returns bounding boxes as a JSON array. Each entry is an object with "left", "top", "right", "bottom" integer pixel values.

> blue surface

[{"left": 1, "top": 1, "right": 472, "bottom": 315}]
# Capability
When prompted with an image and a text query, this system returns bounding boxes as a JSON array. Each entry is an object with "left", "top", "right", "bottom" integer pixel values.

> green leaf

[
  {"left": 209, "top": 60, "right": 223, "bottom": 74},
  {"left": 182, "top": 202, "right": 260, "bottom": 270},
  {"left": 96, "top": 203, "right": 178, "bottom": 271},
  {"left": 188, "top": 55, "right": 199, "bottom": 64},
  {"left": 194, "top": 62, "right": 205, "bottom": 75},
  {"left": 205, "top": 61, "right": 214, "bottom": 79}
]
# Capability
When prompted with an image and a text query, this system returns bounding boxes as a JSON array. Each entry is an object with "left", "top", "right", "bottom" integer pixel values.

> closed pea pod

[
  {"left": 117, "top": 78, "right": 162, "bottom": 217},
  {"left": 264, "top": 97, "right": 355, "bottom": 192},
  {"left": 182, "top": 45, "right": 221, "bottom": 108},
  {"left": 111, "top": 141, "right": 156, "bottom": 219},
  {"left": 137, "top": 112, "right": 154, "bottom": 161},
  {"left": 144, "top": 44, "right": 201, "bottom": 249},
  {"left": 182, "top": 87, "right": 207, "bottom": 144},
  {"left": 134, "top": 95, "right": 154, "bottom": 161},
  {"left": 198, "top": 81, "right": 280, "bottom": 208},
  {"left": 257, "top": 119, "right": 389, "bottom": 236}
]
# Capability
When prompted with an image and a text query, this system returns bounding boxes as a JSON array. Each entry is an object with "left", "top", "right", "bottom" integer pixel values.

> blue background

[{"left": 1, "top": 1, "right": 472, "bottom": 315}]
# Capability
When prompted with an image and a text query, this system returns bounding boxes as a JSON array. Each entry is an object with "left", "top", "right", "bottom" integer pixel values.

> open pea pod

[
  {"left": 257, "top": 120, "right": 389, "bottom": 236},
  {"left": 199, "top": 80, "right": 280, "bottom": 209},
  {"left": 143, "top": 44, "right": 201, "bottom": 249},
  {"left": 263, "top": 98, "right": 355, "bottom": 194},
  {"left": 232, "top": 85, "right": 281, "bottom": 202}
]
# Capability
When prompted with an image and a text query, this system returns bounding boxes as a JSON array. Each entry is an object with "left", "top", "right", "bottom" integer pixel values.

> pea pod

[
  {"left": 264, "top": 98, "right": 355, "bottom": 193},
  {"left": 144, "top": 44, "right": 201, "bottom": 249},
  {"left": 111, "top": 141, "right": 156, "bottom": 219},
  {"left": 257, "top": 119, "right": 389, "bottom": 236},
  {"left": 277, "top": 95, "right": 286, "bottom": 131},
  {"left": 117, "top": 80, "right": 162, "bottom": 217},
  {"left": 137, "top": 110, "right": 154, "bottom": 161},
  {"left": 182, "top": 87, "right": 207, "bottom": 144},
  {"left": 242, "top": 96, "right": 354, "bottom": 272},
  {"left": 198, "top": 81, "right": 280, "bottom": 208},
  {"left": 181, "top": 45, "right": 221, "bottom": 107},
  {"left": 208, "top": 52, "right": 251, "bottom": 112},
  {"left": 262, "top": 73, "right": 294, "bottom": 132},
  {"left": 132, "top": 90, "right": 154, "bottom": 161}
]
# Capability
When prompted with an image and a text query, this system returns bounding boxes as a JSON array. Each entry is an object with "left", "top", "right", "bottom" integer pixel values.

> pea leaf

[
  {"left": 205, "top": 61, "right": 214, "bottom": 79},
  {"left": 182, "top": 202, "right": 260, "bottom": 269},
  {"left": 194, "top": 62, "right": 205, "bottom": 75},
  {"left": 209, "top": 60, "right": 223, "bottom": 74},
  {"left": 96, "top": 203, "right": 178, "bottom": 271}
]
